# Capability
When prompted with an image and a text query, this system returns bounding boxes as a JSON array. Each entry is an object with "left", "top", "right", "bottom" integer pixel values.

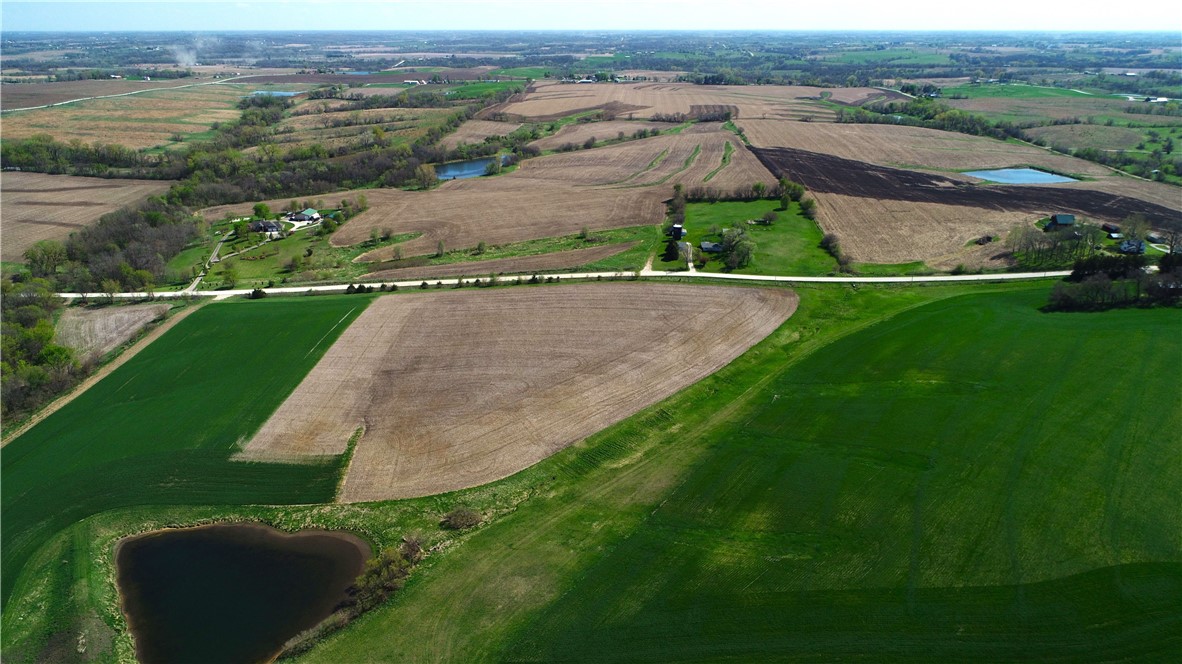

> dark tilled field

[{"left": 752, "top": 147, "right": 1182, "bottom": 227}]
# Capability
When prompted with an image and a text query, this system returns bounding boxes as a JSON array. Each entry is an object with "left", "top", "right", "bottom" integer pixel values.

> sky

[{"left": 2, "top": 0, "right": 1180, "bottom": 33}]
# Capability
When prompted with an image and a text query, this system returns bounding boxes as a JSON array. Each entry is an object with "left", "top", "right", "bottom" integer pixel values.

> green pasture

[
  {"left": 831, "top": 48, "right": 951, "bottom": 66},
  {"left": 361, "top": 225, "right": 659, "bottom": 278},
  {"left": 944, "top": 84, "right": 1094, "bottom": 99},
  {"left": 490, "top": 66, "right": 551, "bottom": 79},
  {"left": 297, "top": 283, "right": 1181, "bottom": 662},
  {"left": 664, "top": 200, "right": 837, "bottom": 275},
  {"left": 443, "top": 81, "right": 523, "bottom": 99},
  {"left": 0, "top": 296, "right": 370, "bottom": 610}
]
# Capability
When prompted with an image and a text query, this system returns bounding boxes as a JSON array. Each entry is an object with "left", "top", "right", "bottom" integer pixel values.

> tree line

[{"left": 1047, "top": 253, "right": 1182, "bottom": 311}]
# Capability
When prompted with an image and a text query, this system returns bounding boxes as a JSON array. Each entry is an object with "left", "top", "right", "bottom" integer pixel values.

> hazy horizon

[{"left": 4, "top": 0, "right": 1180, "bottom": 33}]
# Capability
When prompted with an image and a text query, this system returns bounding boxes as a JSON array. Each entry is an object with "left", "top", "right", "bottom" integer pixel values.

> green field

[
  {"left": 490, "top": 66, "right": 552, "bottom": 79},
  {"left": 944, "top": 84, "right": 1094, "bottom": 99},
  {"left": 662, "top": 200, "right": 837, "bottom": 275},
  {"left": 831, "top": 48, "right": 952, "bottom": 66},
  {"left": 443, "top": 81, "right": 524, "bottom": 99},
  {"left": 0, "top": 296, "right": 369, "bottom": 610},
  {"left": 293, "top": 283, "right": 1180, "bottom": 662}
]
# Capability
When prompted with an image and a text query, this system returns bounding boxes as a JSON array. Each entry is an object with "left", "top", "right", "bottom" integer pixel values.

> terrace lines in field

[{"left": 238, "top": 284, "right": 799, "bottom": 502}]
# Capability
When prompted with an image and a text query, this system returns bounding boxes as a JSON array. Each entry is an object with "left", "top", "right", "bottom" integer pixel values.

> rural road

[{"left": 59, "top": 268, "right": 1072, "bottom": 301}]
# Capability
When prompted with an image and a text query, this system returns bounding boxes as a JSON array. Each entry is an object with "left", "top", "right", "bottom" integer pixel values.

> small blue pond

[
  {"left": 250, "top": 90, "right": 301, "bottom": 97},
  {"left": 963, "top": 168, "right": 1077, "bottom": 184},
  {"left": 435, "top": 155, "right": 509, "bottom": 180}
]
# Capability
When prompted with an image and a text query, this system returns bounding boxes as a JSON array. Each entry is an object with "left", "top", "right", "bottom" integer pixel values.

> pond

[
  {"left": 963, "top": 168, "right": 1078, "bottom": 184},
  {"left": 435, "top": 155, "right": 509, "bottom": 180},
  {"left": 116, "top": 523, "right": 369, "bottom": 664}
]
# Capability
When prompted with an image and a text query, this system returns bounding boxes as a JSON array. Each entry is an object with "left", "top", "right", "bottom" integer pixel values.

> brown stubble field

[
  {"left": 528, "top": 120, "right": 675, "bottom": 151},
  {"left": 0, "top": 83, "right": 250, "bottom": 148},
  {"left": 236, "top": 283, "right": 799, "bottom": 502},
  {"left": 0, "top": 172, "right": 171, "bottom": 262},
  {"left": 54, "top": 303, "right": 171, "bottom": 362},
  {"left": 440, "top": 119, "right": 523, "bottom": 149},
  {"left": 0, "top": 78, "right": 205, "bottom": 110},
  {"left": 811, "top": 194, "right": 1032, "bottom": 268},
  {"left": 740, "top": 120, "right": 1114, "bottom": 176},
  {"left": 483, "top": 81, "right": 898, "bottom": 121}
]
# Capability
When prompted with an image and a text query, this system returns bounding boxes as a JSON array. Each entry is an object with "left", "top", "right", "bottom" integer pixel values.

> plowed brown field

[
  {"left": 486, "top": 81, "right": 898, "bottom": 122},
  {"left": 0, "top": 172, "right": 172, "bottom": 262},
  {"left": 237, "top": 284, "right": 798, "bottom": 502},
  {"left": 360, "top": 243, "right": 636, "bottom": 280}
]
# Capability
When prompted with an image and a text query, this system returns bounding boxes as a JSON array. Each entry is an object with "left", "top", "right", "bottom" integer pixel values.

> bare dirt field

[
  {"left": 484, "top": 81, "right": 898, "bottom": 122},
  {"left": 204, "top": 126, "right": 773, "bottom": 260},
  {"left": 54, "top": 303, "right": 171, "bottom": 362},
  {"left": 441, "top": 119, "right": 523, "bottom": 149},
  {"left": 0, "top": 83, "right": 248, "bottom": 148},
  {"left": 236, "top": 283, "right": 799, "bottom": 502},
  {"left": 360, "top": 243, "right": 636, "bottom": 280},
  {"left": 0, "top": 172, "right": 172, "bottom": 262},
  {"left": 752, "top": 146, "right": 1182, "bottom": 265},
  {"left": 740, "top": 120, "right": 1113, "bottom": 177},
  {"left": 529, "top": 120, "right": 675, "bottom": 151}
]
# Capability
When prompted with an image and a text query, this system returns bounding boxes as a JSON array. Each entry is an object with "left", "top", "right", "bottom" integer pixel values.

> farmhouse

[
  {"left": 1119, "top": 239, "right": 1146, "bottom": 254},
  {"left": 249, "top": 220, "right": 283, "bottom": 233},
  {"left": 701, "top": 241, "right": 723, "bottom": 253}
]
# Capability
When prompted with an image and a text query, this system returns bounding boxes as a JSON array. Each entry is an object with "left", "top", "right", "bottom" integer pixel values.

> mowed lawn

[
  {"left": 0, "top": 296, "right": 369, "bottom": 608},
  {"left": 301, "top": 286, "right": 1181, "bottom": 662},
  {"left": 665, "top": 199, "right": 837, "bottom": 275}
]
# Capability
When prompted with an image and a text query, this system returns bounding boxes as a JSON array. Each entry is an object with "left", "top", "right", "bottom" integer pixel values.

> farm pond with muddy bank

[{"left": 115, "top": 523, "right": 369, "bottom": 664}]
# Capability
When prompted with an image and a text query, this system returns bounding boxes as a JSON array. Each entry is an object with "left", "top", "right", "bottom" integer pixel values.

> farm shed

[
  {"left": 1046, "top": 213, "right": 1076, "bottom": 230},
  {"left": 288, "top": 208, "right": 321, "bottom": 222},
  {"left": 1102, "top": 222, "right": 1121, "bottom": 233},
  {"left": 701, "top": 241, "right": 723, "bottom": 253},
  {"left": 669, "top": 224, "right": 686, "bottom": 240}
]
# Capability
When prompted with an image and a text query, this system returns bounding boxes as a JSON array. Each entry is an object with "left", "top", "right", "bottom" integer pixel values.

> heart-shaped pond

[{"left": 116, "top": 523, "right": 370, "bottom": 664}]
